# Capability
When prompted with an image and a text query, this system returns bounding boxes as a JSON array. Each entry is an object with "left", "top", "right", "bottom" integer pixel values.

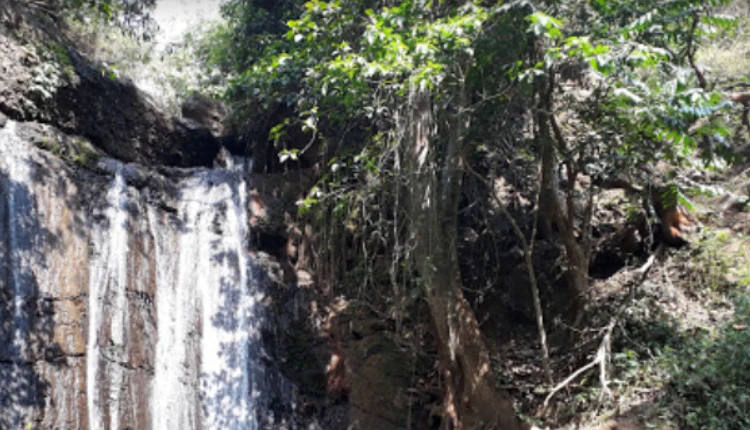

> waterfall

[
  {"left": 0, "top": 118, "right": 271, "bottom": 429},
  {"left": 0, "top": 121, "right": 37, "bottom": 429},
  {"left": 149, "top": 160, "right": 263, "bottom": 430},
  {"left": 114, "top": 158, "right": 262, "bottom": 430},
  {"left": 178, "top": 165, "right": 257, "bottom": 429},
  {"left": 6, "top": 121, "right": 32, "bottom": 360},
  {"left": 87, "top": 168, "right": 130, "bottom": 430}
]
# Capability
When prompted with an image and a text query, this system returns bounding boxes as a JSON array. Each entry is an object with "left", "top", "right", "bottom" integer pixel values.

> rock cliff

[{"left": 0, "top": 8, "right": 329, "bottom": 428}]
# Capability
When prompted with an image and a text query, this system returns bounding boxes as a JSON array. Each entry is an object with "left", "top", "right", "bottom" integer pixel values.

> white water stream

[
  {"left": 150, "top": 158, "right": 263, "bottom": 430},
  {"left": 0, "top": 120, "right": 36, "bottom": 428},
  {"left": 87, "top": 168, "right": 129, "bottom": 430},
  {"left": 0, "top": 119, "right": 267, "bottom": 429}
]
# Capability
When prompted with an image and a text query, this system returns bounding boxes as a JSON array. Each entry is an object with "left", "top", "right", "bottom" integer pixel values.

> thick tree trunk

[{"left": 407, "top": 88, "right": 526, "bottom": 430}]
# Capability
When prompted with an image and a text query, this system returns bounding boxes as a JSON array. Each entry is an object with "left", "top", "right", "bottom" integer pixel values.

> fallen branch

[
  {"left": 543, "top": 319, "right": 613, "bottom": 408},
  {"left": 543, "top": 251, "right": 658, "bottom": 408}
]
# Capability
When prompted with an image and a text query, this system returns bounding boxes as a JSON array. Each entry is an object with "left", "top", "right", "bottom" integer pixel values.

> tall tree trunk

[
  {"left": 406, "top": 88, "right": 526, "bottom": 430},
  {"left": 535, "top": 74, "right": 589, "bottom": 325}
]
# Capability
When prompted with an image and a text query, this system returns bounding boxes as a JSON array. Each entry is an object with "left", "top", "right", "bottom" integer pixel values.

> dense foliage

[
  {"left": 0, "top": 0, "right": 157, "bottom": 38},
  {"left": 205, "top": 0, "right": 747, "bottom": 427},
  {"left": 669, "top": 297, "right": 750, "bottom": 429},
  {"left": 215, "top": 0, "right": 736, "bottom": 192}
]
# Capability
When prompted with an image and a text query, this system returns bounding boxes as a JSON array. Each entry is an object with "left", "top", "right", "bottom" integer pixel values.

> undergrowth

[
  {"left": 564, "top": 223, "right": 750, "bottom": 429},
  {"left": 613, "top": 227, "right": 750, "bottom": 429},
  {"left": 659, "top": 227, "right": 750, "bottom": 429},
  {"left": 697, "top": 0, "right": 750, "bottom": 85},
  {"left": 664, "top": 296, "right": 750, "bottom": 429}
]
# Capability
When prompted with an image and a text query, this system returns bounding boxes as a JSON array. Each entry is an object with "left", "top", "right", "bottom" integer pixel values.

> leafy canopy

[{"left": 521, "top": 0, "right": 734, "bottom": 184}]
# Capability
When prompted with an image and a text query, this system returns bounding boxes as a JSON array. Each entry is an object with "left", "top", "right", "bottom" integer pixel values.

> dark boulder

[{"left": 181, "top": 92, "right": 228, "bottom": 136}]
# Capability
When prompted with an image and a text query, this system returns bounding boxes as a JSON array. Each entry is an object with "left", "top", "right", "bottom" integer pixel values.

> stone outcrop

[
  {"left": 326, "top": 305, "right": 416, "bottom": 430},
  {"left": 0, "top": 9, "right": 220, "bottom": 168},
  {"left": 181, "top": 92, "right": 228, "bottom": 136}
]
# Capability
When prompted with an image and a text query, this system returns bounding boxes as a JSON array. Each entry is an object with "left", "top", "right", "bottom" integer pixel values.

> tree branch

[
  {"left": 543, "top": 251, "right": 659, "bottom": 408},
  {"left": 464, "top": 159, "right": 553, "bottom": 384},
  {"left": 686, "top": 13, "right": 708, "bottom": 91}
]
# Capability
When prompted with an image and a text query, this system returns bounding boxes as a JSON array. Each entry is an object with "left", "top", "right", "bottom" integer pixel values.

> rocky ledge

[{"left": 0, "top": 7, "right": 220, "bottom": 168}]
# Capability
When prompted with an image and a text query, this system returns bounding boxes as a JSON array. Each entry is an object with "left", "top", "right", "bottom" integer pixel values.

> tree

[
  {"left": 219, "top": 1, "right": 530, "bottom": 427},
  {"left": 519, "top": 0, "right": 733, "bottom": 326},
  {"left": 0, "top": 0, "right": 157, "bottom": 38},
  {"left": 212, "top": 0, "right": 736, "bottom": 426}
]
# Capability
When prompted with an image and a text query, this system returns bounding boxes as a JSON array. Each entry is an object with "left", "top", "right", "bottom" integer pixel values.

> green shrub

[{"left": 665, "top": 297, "right": 750, "bottom": 429}]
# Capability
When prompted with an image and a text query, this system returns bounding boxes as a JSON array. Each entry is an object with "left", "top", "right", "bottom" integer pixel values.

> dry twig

[{"left": 543, "top": 250, "right": 659, "bottom": 408}]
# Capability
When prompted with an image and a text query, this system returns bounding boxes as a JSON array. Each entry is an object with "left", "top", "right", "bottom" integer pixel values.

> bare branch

[
  {"left": 464, "top": 159, "right": 553, "bottom": 384},
  {"left": 544, "top": 251, "right": 659, "bottom": 407}
]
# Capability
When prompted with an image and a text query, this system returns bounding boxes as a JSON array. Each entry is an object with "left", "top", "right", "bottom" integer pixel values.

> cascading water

[
  {"left": 87, "top": 167, "right": 130, "bottom": 430},
  {"left": 0, "top": 120, "right": 37, "bottom": 429},
  {"left": 149, "top": 157, "right": 264, "bottom": 430},
  {"left": 0, "top": 118, "right": 270, "bottom": 429}
]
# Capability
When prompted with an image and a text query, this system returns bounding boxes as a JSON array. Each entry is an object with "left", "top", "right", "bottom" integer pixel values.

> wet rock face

[{"left": 0, "top": 121, "right": 93, "bottom": 429}]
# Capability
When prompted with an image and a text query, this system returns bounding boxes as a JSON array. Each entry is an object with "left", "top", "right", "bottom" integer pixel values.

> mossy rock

[{"left": 21, "top": 122, "right": 101, "bottom": 168}]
